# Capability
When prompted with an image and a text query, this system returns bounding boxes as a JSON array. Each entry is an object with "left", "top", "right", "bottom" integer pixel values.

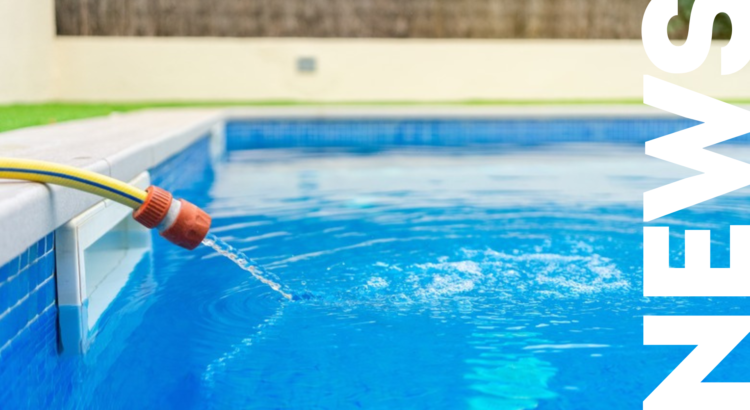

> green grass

[
  {"left": 0, "top": 102, "right": 281, "bottom": 133},
  {"left": 0, "top": 100, "right": 650, "bottom": 134}
]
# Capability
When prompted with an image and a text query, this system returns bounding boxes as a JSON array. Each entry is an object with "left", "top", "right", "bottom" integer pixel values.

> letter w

[{"left": 644, "top": 75, "right": 750, "bottom": 222}]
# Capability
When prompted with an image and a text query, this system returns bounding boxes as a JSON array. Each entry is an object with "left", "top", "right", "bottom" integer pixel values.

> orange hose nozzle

[
  {"left": 132, "top": 186, "right": 212, "bottom": 250},
  {"left": 160, "top": 199, "right": 212, "bottom": 250}
]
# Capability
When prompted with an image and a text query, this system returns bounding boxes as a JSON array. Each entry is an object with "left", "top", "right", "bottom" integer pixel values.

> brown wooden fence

[{"left": 55, "top": 0, "right": 720, "bottom": 39}]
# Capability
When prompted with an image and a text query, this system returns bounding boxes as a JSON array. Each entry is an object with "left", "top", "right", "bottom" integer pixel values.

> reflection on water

[
  {"left": 15, "top": 144, "right": 750, "bottom": 409},
  {"left": 194, "top": 146, "right": 657, "bottom": 409},
  {"left": 466, "top": 355, "right": 557, "bottom": 410}
]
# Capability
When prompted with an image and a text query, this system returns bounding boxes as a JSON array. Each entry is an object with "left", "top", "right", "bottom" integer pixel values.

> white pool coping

[
  {"left": 223, "top": 105, "right": 683, "bottom": 120},
  {"left": 0, "top": 105, "right": 680, "bottom": 267}
]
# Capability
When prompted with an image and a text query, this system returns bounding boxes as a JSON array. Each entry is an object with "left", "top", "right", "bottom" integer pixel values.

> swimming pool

[{"left": 5, "top": 118, "right": 750, "bottom": 409}]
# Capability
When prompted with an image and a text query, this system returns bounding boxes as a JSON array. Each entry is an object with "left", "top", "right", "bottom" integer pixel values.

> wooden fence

[{"left": 55, "top": 0, "right": 725, "bottom": 39}]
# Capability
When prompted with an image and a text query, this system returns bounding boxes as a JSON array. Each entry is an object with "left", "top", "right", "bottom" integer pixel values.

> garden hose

[{"left": 0, "top": 158, "right": 211, "bottom": 250}]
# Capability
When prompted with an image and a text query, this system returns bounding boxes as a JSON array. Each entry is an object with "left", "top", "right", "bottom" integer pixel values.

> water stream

[{"left": 201, "top": 234, "right": 294, "bottom": 301}]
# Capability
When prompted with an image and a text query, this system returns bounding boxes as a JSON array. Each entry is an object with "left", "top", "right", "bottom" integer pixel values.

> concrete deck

[
  {"left": 223, "top": 105, "right": 678, "bottom": 120},
  {"left": 0, "top": 105, "right": 675, "bottom": 266}
]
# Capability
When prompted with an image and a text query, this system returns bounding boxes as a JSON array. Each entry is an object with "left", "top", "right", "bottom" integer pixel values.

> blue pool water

[{"left": 7, "top": 131, "right": 750, "bottom": 408}]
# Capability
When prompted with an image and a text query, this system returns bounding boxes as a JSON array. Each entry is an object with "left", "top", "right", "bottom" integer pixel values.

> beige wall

[
  {"left": 0, "top": 0, "right": 55, "bottom": 103},
  {"left": 2, "top": 2, "right": 750, "bottom": 104},
  {"left": 52, "top": 37, "right": 750, "bottom": 102}
]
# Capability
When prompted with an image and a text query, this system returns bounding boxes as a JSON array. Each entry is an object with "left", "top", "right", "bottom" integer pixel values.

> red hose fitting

[
  {"left": 132, "top": 186, "right": 212, "bottom": 250},
  {"left": 133, "top": 186, "right": 173, "bottom": 229}
]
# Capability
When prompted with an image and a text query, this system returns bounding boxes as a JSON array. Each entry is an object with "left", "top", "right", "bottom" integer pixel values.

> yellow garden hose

[
  {"left": 0, "top": 158, "right": 147, "bottom": 209},
  {"left": 0, "top": 158, "right": 211, "bottom": 250}
]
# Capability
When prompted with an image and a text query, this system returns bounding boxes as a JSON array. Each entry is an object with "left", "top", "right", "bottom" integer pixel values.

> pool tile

[
  {"left": 226, "top": 118, "right": 702, "bottom": 151},
  {"left": 0, "top": 236, "right": 57, "bottom": 359},
  {"left": 0, "top": 256, "right": 17, "bottom": 283}
]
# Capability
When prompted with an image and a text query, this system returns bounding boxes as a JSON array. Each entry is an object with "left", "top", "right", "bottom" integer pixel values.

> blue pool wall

[
  {"left": 150, "top": 136, "right": 214, "bottom": 190},
  {"left": 226, "top": 118, "right": 702, "bottom": 149},
  {"left": 0, "top": 234, "right": 58, "bottom": 405}
]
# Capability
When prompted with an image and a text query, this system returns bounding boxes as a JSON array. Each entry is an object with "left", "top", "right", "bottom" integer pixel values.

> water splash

[{"left": 202, "top": 234, "right": 294, "bottom": 301}]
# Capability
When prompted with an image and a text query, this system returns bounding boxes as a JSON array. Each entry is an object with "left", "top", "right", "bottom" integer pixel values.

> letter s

[{"left": 642, "top": 0, "right": 750, "bottom": 75}]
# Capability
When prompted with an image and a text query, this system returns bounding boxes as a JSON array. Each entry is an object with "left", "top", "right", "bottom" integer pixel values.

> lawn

[
  {"left": 0, "top": 100, "right": 646, "bottom": 134},
  {"left": 0, "top": 102, "right": 295, "bottom": 134}
]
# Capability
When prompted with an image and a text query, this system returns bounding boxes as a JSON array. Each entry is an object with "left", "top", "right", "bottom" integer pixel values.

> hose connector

[{"left": 133, "top": 186, "right": 211, "bottom": 250}]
